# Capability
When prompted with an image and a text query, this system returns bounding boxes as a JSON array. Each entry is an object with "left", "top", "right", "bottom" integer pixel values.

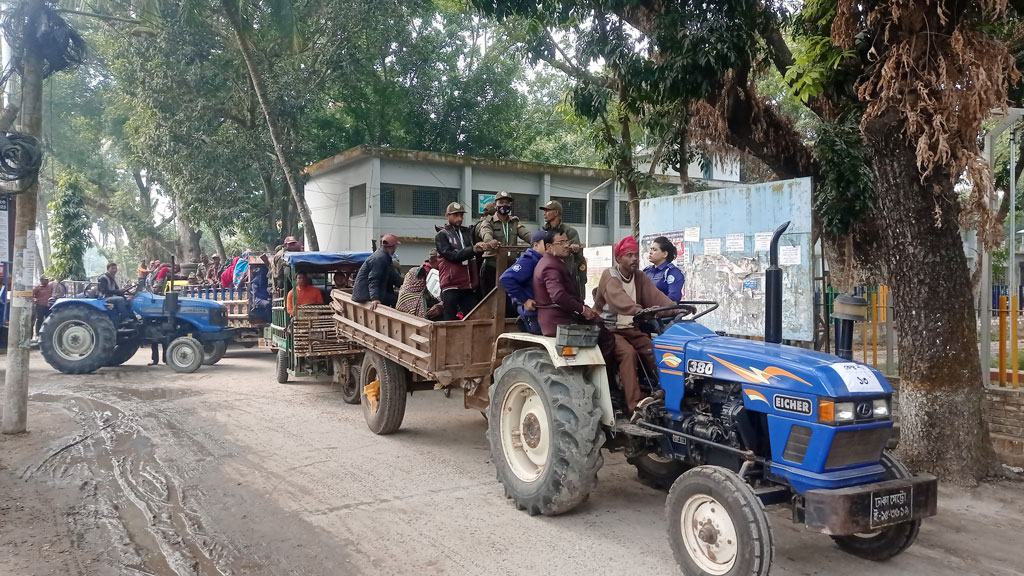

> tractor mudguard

[
  {"left": 49, "top": 298, "right": 112, "bottom": 314},
  {"left": 493, "top": 332, "right": 614, "bottom": 426}
]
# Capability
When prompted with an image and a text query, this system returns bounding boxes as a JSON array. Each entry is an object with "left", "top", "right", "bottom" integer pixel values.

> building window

[
  {"left": 350, "top": 184, "right": 366, "bottom": 217},
  {"left": 619, "top": 201, "right": 631, "bottom": 227},
  {"left": 591, "top": 199, "right": 608, "bottom": 226},
  {"left": 412, "top": 187, "right": 459, "bottom": 216},
  {"left": 472, "top": 190, "right": 538, "bottom": 221},
  {"left": 380, "top": 186, "right": 396, "bottom": 214},
  {"left": 552, "top": 196, "right": 585, "bottom": 224}
]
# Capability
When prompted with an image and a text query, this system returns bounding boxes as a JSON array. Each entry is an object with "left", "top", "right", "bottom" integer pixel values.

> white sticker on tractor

[{"left": 830, "top": 362, "right": 884, "bottom": 393}]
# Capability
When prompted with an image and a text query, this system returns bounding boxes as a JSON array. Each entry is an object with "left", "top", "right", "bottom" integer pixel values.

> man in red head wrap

[{"left": 594, "top": 236, "right": 676, "bottom": 416}]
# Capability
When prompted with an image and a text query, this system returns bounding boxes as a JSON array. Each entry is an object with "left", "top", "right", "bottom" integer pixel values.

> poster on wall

[{"left": 582, "top": 245, "right": 613, "bottom": 306}]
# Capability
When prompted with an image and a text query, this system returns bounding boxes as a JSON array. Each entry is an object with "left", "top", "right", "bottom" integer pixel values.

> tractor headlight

[
  {"left": 872, "top": 399, "right": 890, "bottom": 418},
  {"left": 834, "top": 402, "right": 856, "bottom": 422},
  {"left": 818, "top": 399, "right": 855, "bottom": 423}
]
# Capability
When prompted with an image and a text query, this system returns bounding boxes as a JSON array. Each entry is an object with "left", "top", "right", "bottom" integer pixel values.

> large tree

[{"left": 474, "top": 0, "right": 1023, "bottom": 484}]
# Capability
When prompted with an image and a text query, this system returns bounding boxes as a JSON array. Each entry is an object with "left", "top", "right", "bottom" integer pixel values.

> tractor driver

[
  {"left": 98, "top": 262, "right": 134, "bottom": 321},
  {"left": 593, "top": 236, "right": 676, "bottom": 417}
]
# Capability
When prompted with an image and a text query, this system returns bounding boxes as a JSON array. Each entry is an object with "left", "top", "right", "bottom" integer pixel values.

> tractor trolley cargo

[{"left": 327, "top": 231, "right": 936, "bottom": 576}]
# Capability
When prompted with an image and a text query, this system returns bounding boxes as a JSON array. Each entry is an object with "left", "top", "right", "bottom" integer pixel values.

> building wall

[{"left": 306, "top": 154, "right": 634, "bottom": 267}]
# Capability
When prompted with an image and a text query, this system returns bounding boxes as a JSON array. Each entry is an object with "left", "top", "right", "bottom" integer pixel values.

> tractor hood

[
  {"left": 683, "top": 336, "right": 892, "bottom": 399},
  {"left": 132, "top": 292, "right": 225, "bottom": 316}
]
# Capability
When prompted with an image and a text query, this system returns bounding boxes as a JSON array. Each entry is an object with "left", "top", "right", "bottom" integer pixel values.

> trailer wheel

[
  {"left": 487, "top": 348, "right": 604, "bottom": 517},
  {"left": 167, "top": 337, "right": 203, "bottom": 374},
  {"left": 201, "top": 341, "right": 227, "bottom": 365},
  {"left": 276, "top": 350, "right": 289, "bottom": 383},
  {"left": 360, "top": 352, "right": 408, "bottom": 435},
  {"left": 628, "top": 452, "right": 690, "bottom": 491},
  {"left": 40, "top": 306, "right": 116, "bottom": 374},
  {"left": 830, "top": 451, "right": 921, "bottom": 561},
  {"left": 341, "top": 363, "right": 361, "bottom": 405},
  {"left": 105, "top": 342, "right": 140, "bottom": 367},
  {"left": 667, "top": 466, "right": 773, "bottom": 576}
]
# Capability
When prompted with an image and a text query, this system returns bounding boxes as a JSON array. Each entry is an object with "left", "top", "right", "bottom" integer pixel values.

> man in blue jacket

[
  {"left": 353, "top": 233, "right": 404, "bottom": 309},
  {"left": 499, "top": 229, "right": 551, "bottom": 335}
]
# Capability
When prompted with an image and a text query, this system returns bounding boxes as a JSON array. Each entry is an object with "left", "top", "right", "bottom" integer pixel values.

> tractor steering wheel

[{"left": 633, "top": 300, "right": 720, "bottom": 328}]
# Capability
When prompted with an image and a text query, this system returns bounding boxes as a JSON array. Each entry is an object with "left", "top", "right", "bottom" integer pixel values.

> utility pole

[{"left": 3, "top": 0, "right": 44, "bottom": 434}]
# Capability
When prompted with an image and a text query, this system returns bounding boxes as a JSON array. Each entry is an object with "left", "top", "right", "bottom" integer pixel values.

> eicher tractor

[
  {"left": 40, "top": 284, "right": 233, "bottom": 375},
  {"left": 487, "top": 222, "right": 937, "bottom": 576}
]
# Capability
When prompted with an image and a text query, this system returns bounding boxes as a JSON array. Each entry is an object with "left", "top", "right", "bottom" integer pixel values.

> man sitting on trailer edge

[
  {"left": 352, "top": 233, "right": 404, "bottom": 310},
  {"left": 593, "top": 236, "right": 675, "bottom": 416}
]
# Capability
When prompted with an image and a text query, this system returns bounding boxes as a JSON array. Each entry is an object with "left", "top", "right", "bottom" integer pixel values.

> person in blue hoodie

[
  {"left": 499, "top": 229, "right": 551, "bottom": 335},
  {"left": 644, "top": 236, "right": 685, "bottom": 302}
]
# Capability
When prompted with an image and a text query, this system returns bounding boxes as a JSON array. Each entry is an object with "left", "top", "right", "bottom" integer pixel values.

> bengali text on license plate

[{"left": 869, "top": 486, "right": 913, "bottom": 528}]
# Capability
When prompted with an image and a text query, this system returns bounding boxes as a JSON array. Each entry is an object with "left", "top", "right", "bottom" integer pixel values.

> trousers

[
  {"left": 442, "top": 289, "right": 479, "bottom": 321},
  {"left": 612, "top": 327, "right": 658, "bottom": 411}
]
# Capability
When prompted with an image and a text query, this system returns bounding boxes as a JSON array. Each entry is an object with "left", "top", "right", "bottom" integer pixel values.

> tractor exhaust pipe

[{"left": 765, "top": 221, "right": 790, "bottom": 344}]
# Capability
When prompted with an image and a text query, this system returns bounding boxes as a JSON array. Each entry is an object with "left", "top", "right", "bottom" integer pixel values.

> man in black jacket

[
  {"left": 435, "top": 202, "right": 497, "bottom": 320},
  {"left": 353, "top": 233, "right": 404, "bottom": 309},
  {"left": 98, "top": 263, "right": 134, "bottom": 322}
]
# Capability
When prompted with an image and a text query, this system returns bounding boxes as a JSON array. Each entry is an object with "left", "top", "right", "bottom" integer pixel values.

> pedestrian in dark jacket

[
  {"left": 540, "top": 200, "right": 588, "bottom": 299},
  {"left": 352, "top": 234, "right": 403, "bottom": 309},
  {"left": 435, "top": 201, "right": 496, "bottom": 320},
  {"left": 500, "top": 229, "right": 550, "bottom": 335}
]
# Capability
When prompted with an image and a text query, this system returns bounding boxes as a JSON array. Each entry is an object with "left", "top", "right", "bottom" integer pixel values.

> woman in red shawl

[{"left": 221, "top": 256, "right": 239, "bottom": 288}]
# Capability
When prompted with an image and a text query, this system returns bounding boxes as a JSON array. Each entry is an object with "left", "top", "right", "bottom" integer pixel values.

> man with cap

[
  {"left": 593, "top": 236, "right": 676, "bottom": 416},
  {"left": 207, "top": 254, "right": 222, "bottom": 284},
  {"left": 32, "top": 275, "right": 53, "bottom": 339},
  {"left": 480, "top": 190, "right": 532, "bottom": 298},
  {"left": 540, "top": 200, "right": 587, "bottom": 299},
  {"left": 271, "top": 235, "right": 304, "bottom": 286},
  {"left": 435, "top": 201, "right": 497, "bottom": 320},
  {"left": 353, "top": 233, "right": 404, "bottom": 309},
  {"left": 473, "top": 201, "right": 497, "bottom": 245},
  {"left": 499, "top": 229, "right": 551, "bottom": 335}
]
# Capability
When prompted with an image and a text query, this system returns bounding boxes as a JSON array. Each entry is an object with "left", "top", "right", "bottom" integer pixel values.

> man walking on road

[
  {"left": 540, "top": 200, "right": 587, "bottom": 299},
  {"left": 352, "top": 233, "right": 404, "bottom": 309},
  {"left": 32, "top": 276, "right": 53, "bottom": 339},
  {"left": 435, "top": 202, "right": 497, "bottom": 320}
]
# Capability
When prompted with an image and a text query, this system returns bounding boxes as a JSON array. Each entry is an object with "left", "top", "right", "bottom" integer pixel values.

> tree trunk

[
  {"left": 172, "top": 196, "right": 201, "bottom": 262},
  {"left": 222, "top": 0, "right": 319, "bottom": 250},
  {"left": 211, "top": 227, "right": 227, "bottom": 262},
  {"left": 259, "top": 169, "right": 278, "bottom": 249},
  {"left": 865, "top": 115, "right": 993, "bottom": 484}
]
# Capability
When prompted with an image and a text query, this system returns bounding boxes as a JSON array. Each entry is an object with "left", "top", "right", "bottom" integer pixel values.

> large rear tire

[
  {"left": 487, "top": 348, "right": 604, "bottom": 517},
  {"left": 40, "top": 306, "right": 116, "bottom": 374},
  {"left": 667, "top": 466, "right": 774, "bottom": 576},
  {"left": 201, "top": 340, "right": 227, "bottom": 365},
  {"left": 830, "top": 451, "right": 921, "bottom": 561},
  {"left": 105, "top": 342, "right": 140, "bottom": 367},
  {"left": 360, "top": 352, "right": 408, "bottom": 434},
  {"left": 167, "top": 337, "right": 203, "bottom": 374}
]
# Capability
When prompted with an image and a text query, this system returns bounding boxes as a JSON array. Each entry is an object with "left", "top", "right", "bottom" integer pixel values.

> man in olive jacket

[{"left": 540, "top": 200, "right": 587, "bottom": 299}]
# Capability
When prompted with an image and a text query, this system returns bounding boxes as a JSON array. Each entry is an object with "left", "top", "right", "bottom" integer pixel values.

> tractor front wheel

[
  {"left": 830, "top": 451, "right": 921, "bottom": 561},
  {"left": 666, "top": 466, "right": 774, "bottom": 576},
  {"left": 167, "top": 337, "right": 203, "bottom": 374},
  {"left": 487, "top": 348, "right": 604, "bottom": 517},
  {"left": 40, "top": 306, "right": 116, "bottom": 374},
  {"left": 360, "top": 352, "right": 408, "bottom": 434}
]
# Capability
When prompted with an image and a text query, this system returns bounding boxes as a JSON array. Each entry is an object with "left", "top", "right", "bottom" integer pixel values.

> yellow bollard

[
  {"left": 999, "top": 295, "right": 1008, "bottom": 387},
  {"left": 862, "top": 298, "right": 868, "bottom": 364},
  {"left": 1014, "top": 294, "right": 1020, "bottom": 389},
  {"left": 872, "top": 292, "right": 879, "bottom": 368}
]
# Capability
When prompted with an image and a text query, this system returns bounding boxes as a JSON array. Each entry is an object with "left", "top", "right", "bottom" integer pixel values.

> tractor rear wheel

[
  {"left": 667, "top": 466, "right": 774, "bottom": 576},
  {"left": 201, "top": 340, "right": 227, "bottom": 365},
  {"left": 167, "top": 337, "right": 203, "bottom": 374},
  {"left": 488, "top": 348, "right": 604, "bottom": 517},
  {"left": 628, "top": 452, "right": 690, "bottom": 491},
  {"left": 106, "top": 342, "right": 140, "bottom": 367},
  {"left": 40, "top": 306, "right": 116, "bottom": 374},
  {"left": 830, "top": 451, "right": 921, "bottom": 561},
  {"left": 276, "top": 349, "right": 289, "bottom": 383},
  {"left": 360, "top": 352, "right": 408, "bottom": 434}
]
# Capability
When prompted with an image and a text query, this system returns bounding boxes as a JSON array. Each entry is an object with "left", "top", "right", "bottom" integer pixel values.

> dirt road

[{"left": 1, "top": 349, "right": 1022, "bottom": 576}]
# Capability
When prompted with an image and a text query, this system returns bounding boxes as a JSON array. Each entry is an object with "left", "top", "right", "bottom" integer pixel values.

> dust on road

[{"left": 1, "top": 349, "right": 1022, "bottom": 576}]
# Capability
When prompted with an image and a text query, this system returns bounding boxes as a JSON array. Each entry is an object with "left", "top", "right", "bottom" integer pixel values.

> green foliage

[
  {"left": 812, "top": 116, "right": 875, "bottom": 236},
  {"left": 48, "top": 172, "right": 92, "bottom": 281}
]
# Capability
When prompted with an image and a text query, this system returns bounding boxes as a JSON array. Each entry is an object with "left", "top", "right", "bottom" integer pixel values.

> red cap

[
  {"left": 284, "top": 236, "right": 300, "bottom": 245},
  {"left": 381, "top": 233, "right": 401, "bottom": 246},
  {"left": 613, "top": 236, "right": 639, "bottom": 260}
]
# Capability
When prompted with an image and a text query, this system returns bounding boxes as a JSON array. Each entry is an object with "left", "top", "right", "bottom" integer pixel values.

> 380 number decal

[{"left": 687, "top": 360, "right": 714, "bottom": 376}]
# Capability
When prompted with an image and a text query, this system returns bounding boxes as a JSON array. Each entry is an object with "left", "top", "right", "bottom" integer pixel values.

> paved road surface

[{"left": 1, "top": 349, "right": 1022, "bottom": 575}]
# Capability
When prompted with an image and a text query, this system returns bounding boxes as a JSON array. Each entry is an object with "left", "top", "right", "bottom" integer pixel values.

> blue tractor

[
  {"left": 39, "top": 284, "right": 233, "bottom": 375},
  {"left": 486, "top": 223, "right": 936, "bottom": 575}
]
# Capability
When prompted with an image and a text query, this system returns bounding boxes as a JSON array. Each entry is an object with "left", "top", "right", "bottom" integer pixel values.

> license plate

[{"left": 869, "top": 486, "right": 913, "bottom": 528}]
